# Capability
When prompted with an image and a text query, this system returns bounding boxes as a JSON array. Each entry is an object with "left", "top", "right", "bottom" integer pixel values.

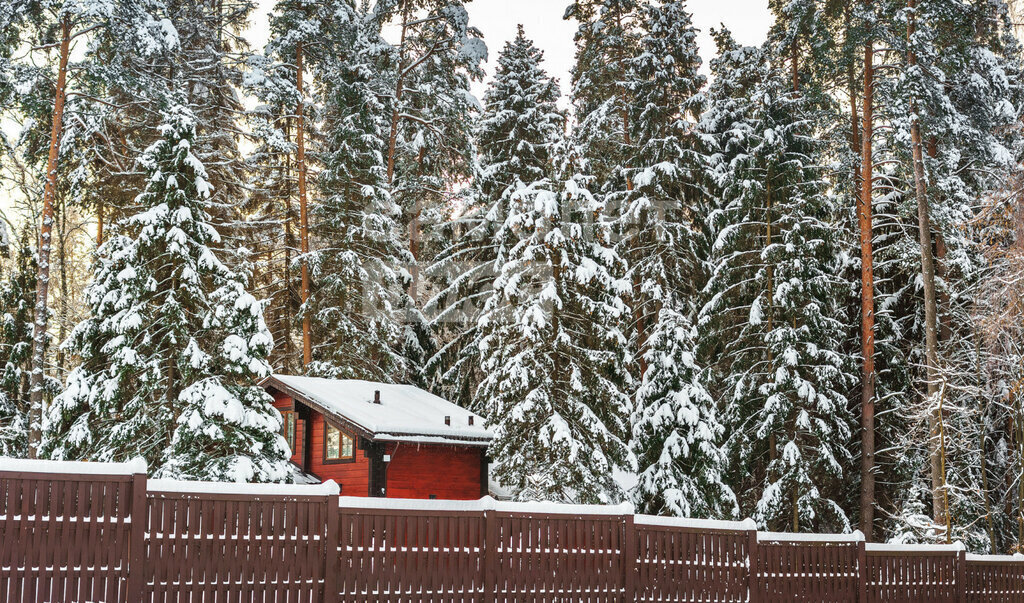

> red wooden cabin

[{"left": 262, "top": 374, "right": 493, "bottom": 500}]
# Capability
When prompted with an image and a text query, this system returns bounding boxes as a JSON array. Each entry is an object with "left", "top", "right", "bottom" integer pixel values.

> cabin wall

[
  {"left": 384, "top": 443, "right": 482, "bottom": 500},
  {"left": 272, "top": 394, "right": 372, "bottom": 496},
  {"left": 308, "top": 413, "right": 372, "bottom": 496},
  {"left": 270, "top": 391, "right": 484, "bottom": 500}
]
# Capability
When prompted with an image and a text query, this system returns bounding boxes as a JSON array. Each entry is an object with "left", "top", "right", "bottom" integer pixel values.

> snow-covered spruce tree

[
  {"left": 564, "top": 0, "right": 641, "bottom": 194},
  {"left": 699, "top": 32, "right": 857, "bottom": 532},
  {"left": 473, "top": 171, "right": 633, "bottom": 504},
  {"left": 305, "top": 2, "right": 413, "bottom": 383},
  {"left": 0, "top": 0, "right": 178, "bottom": 457},
  {"left": 44, "top": 104, "right": 292, "bottom": 482},
  {"left": 426, "top": 25, "right": 564, "bottom": 403},
  {"left": 76, "top": 0, "right": 181, "bottom": 243},
  {"left": 619, "top": 2, "right": 734, "bottom": 519}
]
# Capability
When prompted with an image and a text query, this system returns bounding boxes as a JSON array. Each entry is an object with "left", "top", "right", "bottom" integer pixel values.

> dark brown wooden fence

[{"left": 3, "top": 458, "right": 1024, "bottom": 602}]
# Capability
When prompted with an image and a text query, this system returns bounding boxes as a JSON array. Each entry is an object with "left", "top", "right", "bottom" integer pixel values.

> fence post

[
  {"left": 956, "top": 545, "right": 966, "bottom": 603},
  {"left": 126, "top": 471, "right": 147, "bottom": 601},
  {"left": 323, "top": 492, "right": 339, "bottom": 603},
  {"left": 483, "top": 499, "right": 497, "bottom": 603},
  {"left": 622, "top": 511, "right": 636, "bottom": 602},
  {"left": 857, "top": 536, "right": 867, "bottom": 603},
  {"left": 746, "top": 520, "right": 759, "bottom": 603}
]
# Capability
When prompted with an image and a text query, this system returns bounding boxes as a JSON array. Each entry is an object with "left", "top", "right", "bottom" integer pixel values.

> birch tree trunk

[
  {"left": 296, "top": 42, "right": 311, "bottom": 366},
  {"left": 907, "top": 0, "right": 947, "bottom": 526}
]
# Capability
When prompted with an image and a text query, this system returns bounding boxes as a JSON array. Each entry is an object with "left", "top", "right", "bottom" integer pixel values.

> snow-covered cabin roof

[{"left": 262, "top": 374, "right": 493, "bottom": 447}]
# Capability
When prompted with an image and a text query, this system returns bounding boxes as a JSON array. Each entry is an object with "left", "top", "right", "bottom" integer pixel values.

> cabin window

[
  {"left": 324, "top": 423, "right": 355, "bottom": 463},
  {"left": 281, "top": 411, "right": 297, "bottom": 452}
]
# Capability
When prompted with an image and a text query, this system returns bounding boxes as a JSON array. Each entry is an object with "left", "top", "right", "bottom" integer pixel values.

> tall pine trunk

[
  {"left": 96, "top": 202, "right": 104, "bottom": 246},
  {"left": 28, "top": 18, "right": 71, "bottom": 458},
  {"left": 907, "top": 0, "right": 946, "bottom": 527},
  {"left": 858, "top": 14, "right": 878, "bottom": 539},
  {"left": 385, "top": 1, "right": 417, "bottom": 301},
  {"left": 296, "top": 43, "right": 311, "bottom": 367},
  {"left": 282, "top": 120, "right": 296, "bottom": 367},
  {"left": 386, "top": 0, "right": 410, "bottom": 186}
]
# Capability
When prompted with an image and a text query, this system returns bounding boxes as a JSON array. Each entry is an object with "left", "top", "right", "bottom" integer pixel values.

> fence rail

[{"left": 2, "top": 458, "right": 1024, "bottom": 602}]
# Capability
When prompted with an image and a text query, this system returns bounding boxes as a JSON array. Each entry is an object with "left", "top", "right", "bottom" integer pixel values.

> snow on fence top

[
  {"left": 337, "top": 495, "right": 635, "bottom": 516},
  {"left": 966, "top": 553, "right": 1024, "bottom": 562},
  {"left": 758, "top": 529, "right": 865, "bottom": 543},
  {"left": 0, "top": 456, "right": 147, "bottom": 475},
  {"left": 635, "top": 514, "right": 757, "bottom": 532},
  {"left": 866, "top": 542, "right": 965, "bottom": 553},
  {"left": 4, "top": 458, "right": 1024, "bottom": 563},
  {"left": 149, "top": 478, "right": 340, "bottom": 497}
]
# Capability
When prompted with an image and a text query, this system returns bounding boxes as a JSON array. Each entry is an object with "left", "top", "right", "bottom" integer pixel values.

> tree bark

[
  {"left": 791, "top": 38, "right": 800, "bottom": 92},
  {"left": 976, "top": 329, "right": 996, "bottom": 552},
  {"left": 907, "top": 0, "right": 947, "bottom": 526},
  {"left": 296, "top": 43, "right": 311, "bottom": 367},
  {"left": 858, "top": 18, "right": 878, "bottom": 540},
  {"left": 386, "top": 0, "right": 410, "bottom": 186},
  {"left": 28, "top": 18, "right": 71, "bottom": 458},
  {"left": 96, "top": 201, "right": 104, "bottom": 247},
  {"left": 408, "top": 147, "right": 426, "bottom": 303},
  {"left": 282, "top": 119, "right": 295, "bottom": 366},
  {"left": 57, "top": 199, "right": 68, "bottom": 374}
]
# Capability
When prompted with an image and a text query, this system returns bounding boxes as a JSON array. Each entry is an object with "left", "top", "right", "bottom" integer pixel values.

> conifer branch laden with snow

[{"left": 474, "top": 174, "right": 633, "bottom": 505}]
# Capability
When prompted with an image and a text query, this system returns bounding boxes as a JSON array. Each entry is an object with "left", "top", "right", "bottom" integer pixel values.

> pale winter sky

[{"left": 249, "top": 0, "right": 774, "bottom": 100}]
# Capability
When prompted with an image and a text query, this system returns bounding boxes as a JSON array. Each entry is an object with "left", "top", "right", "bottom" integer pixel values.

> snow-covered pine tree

[
  {"left": 304, "top": 2, "right": 413, "bottom": 383},
  {"left": 564, "top": 0, "right": 641, "bottom": 194},
  {"left": 871, "top": 0, "right": 1024, "bottom": 546},
  {"left": 245, "top": 0, "right": 344, "bottom": 372},
  {"left": 473, "top": 169, "right": 633, "bottom": 504},
  {"left": 243, "top": 94, "right": 301, "bottom": 370},
  {"left": 766, "top": 0, "right": 838, "bottom": 91},
  {"left": 700, "top": 31, "right": 857, "bottom": 532},
  {"left": 619, "top": 1, "right": 734, "bottom": 519},
  {"left": 426, "top": 25, "right": 564, "bottom": 403},
  {"left": 44, "top": 104, "right": 292, "bottom": 482},
  {"left": 0, "top": 233, "right": 35, "bottom": 456}
]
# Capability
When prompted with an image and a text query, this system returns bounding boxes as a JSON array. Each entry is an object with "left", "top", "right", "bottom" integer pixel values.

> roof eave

[
  {"left": 262, "top": 375, "right": 376, "bottom": 442},
  {"left": 373, "top": 433, "right": 494, "bottom": 447}
]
